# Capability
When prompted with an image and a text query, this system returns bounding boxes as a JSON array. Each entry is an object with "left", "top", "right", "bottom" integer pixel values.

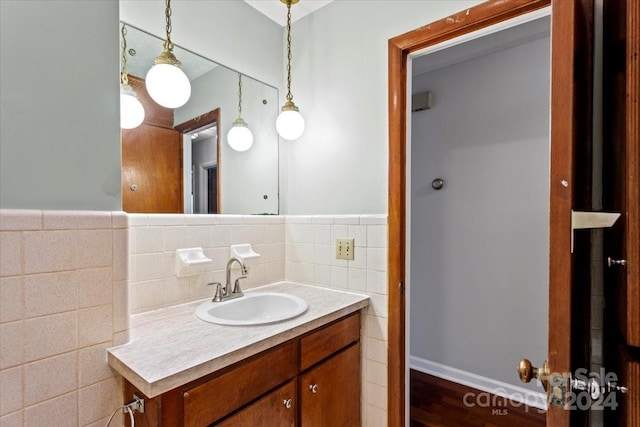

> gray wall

[
  {"left": 282, "top": 0, "right": 483, "bottom": 214},
  {"left": 0, "top": 0, "right": 491, "bottom": 215},
  {"left": 409, "top": 36, "right": 550, "bottom": 389},
  {"left": 119, "top": 0, "right": 282, "bottom": 93},
  {"left": 0, "top": 0, "right": 282, "bottom": 212},
  {"left": 0, "top": 0, "right": 121, "bottom": 210}
]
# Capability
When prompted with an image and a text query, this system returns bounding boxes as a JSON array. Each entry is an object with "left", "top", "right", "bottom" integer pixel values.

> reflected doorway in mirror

[{"left": 176, "top": 110, "right": 221, "bottom": 214}]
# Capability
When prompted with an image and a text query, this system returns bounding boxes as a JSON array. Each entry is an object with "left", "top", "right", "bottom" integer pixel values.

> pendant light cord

[
  {"left": 120, "top": 24, "right": 129, "bottom": 86},
  {"left": 163, "top": 0, "right": 174, "bottom": 51},
  {"left": 237, "top": 74, "right": 243, "bottom": 118},
  {"left": 285, "top": 0, "right": 293, "bottom": 103}
]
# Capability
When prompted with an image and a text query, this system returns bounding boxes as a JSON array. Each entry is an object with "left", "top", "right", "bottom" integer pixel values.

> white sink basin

[{"left": 195, "top": 292, "right": 308, "bottom": 326}]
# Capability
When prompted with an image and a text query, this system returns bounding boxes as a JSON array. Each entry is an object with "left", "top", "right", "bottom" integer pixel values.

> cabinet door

[
  {"left": 300, "top": 343, "right": 360, "bottom": 427},
  {"left": 215, "top": 381, "right": 296, "bottom": 427}
]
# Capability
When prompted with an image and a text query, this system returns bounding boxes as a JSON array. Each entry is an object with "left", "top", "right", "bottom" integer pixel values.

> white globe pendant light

[
  {"left": 120, "top": 24, "right": 145, "bottom": 130},
  {"left": 146, "top": 62, "right": 191, "bottom": 109},
  {"left": 228, "top": 119, "right": 254, "bottom": 152},
  {"left": 120, "top": 87, "right": 145, "bottom": 130},
  {"left": 276, "top": 0, "right": 305, "bottom": 141},
  {"left": 276, "top": 106, "right": 305, "bottom": 141},
  {"left": 228, "top": 73, "right": 254, "bottom": 151},
  {"left": 145, "top": 0, "right": 191, "bottom": 109}
]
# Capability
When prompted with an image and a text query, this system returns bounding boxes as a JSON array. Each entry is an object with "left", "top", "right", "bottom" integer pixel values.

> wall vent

[{"left": 412, "top": 91, "right": 433, "bottom": 112}]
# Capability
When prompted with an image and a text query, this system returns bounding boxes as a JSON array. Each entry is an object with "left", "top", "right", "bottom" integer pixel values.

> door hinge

[{"left": 398, "top": 282, "right": 404, "bottom": 294}]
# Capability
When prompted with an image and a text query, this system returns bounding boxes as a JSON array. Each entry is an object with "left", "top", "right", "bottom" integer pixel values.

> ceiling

[{"left": 244, "top": 0, "right": 334, "bottom": 26}]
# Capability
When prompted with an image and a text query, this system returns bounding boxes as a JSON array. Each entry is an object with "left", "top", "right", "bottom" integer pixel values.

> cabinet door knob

[
  {"left": 283, "top": 398, "right": 293, "bottom": 409},
  {"left": 309, "top": 384, "right": 318, "bottom": 394}
]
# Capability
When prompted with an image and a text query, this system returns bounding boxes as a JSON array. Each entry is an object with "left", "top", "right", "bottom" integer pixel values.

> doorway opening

[
  {"left": 389, "top": 1, "right": 602, "bottom": 426},
  {"left": 185, "top": 126, "right": 218, "bottom": 214},
  {"left": 407, "top": 10, "right": 550, "bottom": 426},
  {"left": 175, "top": 109, "right": 221, "bottom": 214}
]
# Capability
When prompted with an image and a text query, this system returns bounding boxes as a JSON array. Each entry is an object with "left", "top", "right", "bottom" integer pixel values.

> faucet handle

[
  {"left": 207, "top": 282, "right": 223, "bottom": 302},
  {"left": 232, "top": 276, "right": 247, "bottom": 295}
]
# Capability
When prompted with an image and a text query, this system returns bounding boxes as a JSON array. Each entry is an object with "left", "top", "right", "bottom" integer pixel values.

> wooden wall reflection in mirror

[{"left": 120, "top": 22, "right": 279, "bottom": 215}]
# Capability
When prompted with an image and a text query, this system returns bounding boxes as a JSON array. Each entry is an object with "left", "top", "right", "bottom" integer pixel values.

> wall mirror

[{"left": 120, "top": 22, "right": 279, "bottom": 215}]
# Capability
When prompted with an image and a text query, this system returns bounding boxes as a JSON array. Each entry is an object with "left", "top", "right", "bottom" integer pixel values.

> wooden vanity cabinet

[{"left": 123, "top": 312, "right": 361, "bottom": 427}]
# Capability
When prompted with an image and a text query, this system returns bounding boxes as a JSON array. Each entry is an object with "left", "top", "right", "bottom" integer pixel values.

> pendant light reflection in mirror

[
  {"left": 120, "top": 24, "right": 145, "bottom": 129},
  {"left": 145, "top": 0, "right": 191, "bottom": 109},
  {"left": 276, "top": 0, "right": 305, "bottom": 141},
  {"left": 227, "top": 73, "right": 254, "bottom": 152}
]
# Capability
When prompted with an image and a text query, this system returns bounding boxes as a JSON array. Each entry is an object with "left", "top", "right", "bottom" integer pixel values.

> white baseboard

[{"left": 410, "top": 356, "right": 548, "bottom": 410}]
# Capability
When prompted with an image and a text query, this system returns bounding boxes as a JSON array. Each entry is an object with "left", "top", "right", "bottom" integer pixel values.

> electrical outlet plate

[
  {"left": 124, "top": 394, "right": 144, "bottom": 414},
  {"left": 336, "top": 238, "right": 354, "bottom": 260}
]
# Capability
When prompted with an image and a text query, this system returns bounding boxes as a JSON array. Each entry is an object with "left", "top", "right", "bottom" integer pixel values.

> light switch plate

[{"left": 336, "top": 238, "right": 354, "bottom": 260}]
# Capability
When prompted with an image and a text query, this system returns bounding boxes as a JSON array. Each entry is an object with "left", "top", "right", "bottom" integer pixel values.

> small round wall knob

[
  {"left": 309, "top": 384, "right": 318, "bottom": 394},
  {"left": 130, "top": 184, "right": 138, "bottom": 192},
  {"left": 283, "top": 398, "right": 293, "bottom": 409},
  {"left": 432, "top": 178, "right": 444, "bottom": 190}
]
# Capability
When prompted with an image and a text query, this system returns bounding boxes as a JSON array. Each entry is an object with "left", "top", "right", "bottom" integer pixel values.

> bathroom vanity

[{"left": 108, "top": 282, "right": 369, "bottom": 426}]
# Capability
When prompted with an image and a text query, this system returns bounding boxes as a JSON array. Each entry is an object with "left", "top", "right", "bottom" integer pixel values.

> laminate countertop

[{"left": 107, "top": 282, "right": 369, "bottom": 398}]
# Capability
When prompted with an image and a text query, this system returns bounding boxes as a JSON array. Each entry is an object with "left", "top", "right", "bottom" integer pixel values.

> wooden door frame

[
  {"left": 175, "top": 109, "right": 222, "bottom": 213},
  {"left": 603, "top": 0, "right": 640, "bottom": 424},
  {"left": 386, "top": 1, "right": 589, "bottom": 425},
  {"left": 602, "top": 0, "right": 640, "bottom": 350}
]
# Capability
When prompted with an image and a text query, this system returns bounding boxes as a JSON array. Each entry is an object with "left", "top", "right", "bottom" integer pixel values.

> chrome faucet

[{"left": 224, "top": 257, "right": 248, "bottom": 299}]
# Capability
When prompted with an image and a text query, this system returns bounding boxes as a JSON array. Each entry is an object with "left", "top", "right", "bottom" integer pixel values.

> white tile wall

[
  {"left": 285, "top": 214, "right": 389, "bottom": 425},
  {"left": 0, "top": 210, "right": 127, "bottom": 427},
  {"left": 127, "top": 214, "right": 286, "bottom": 314},
  {"left": 0, "top": 210, "right": 388, "bottom": 426}
]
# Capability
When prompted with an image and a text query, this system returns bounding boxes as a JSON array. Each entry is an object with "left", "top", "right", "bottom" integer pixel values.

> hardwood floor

[{"left": 410, "top": 370, "right": 546, "bottom": 427}]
